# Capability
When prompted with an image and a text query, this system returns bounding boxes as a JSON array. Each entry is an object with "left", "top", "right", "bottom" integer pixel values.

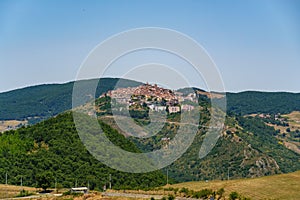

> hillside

[
  {"left": 93, "top": 93, "right": 300, "bottom": 182},
  {"left": 0, "top": 78, "right": 142, "bottom": 123},
  {"left": 226, "top": 91, "right": 300, "bottom": 115},
  {"left": 247, "top": 111, "right": 300, "bottom": 154},
  {"left": 1, "top": 78, "right": 300, "bottom": 125},
  {"left": 0, "top": 112, "right": 166, "bottom": 190},
  {"left": 134, "top": 114, "right": 300, "bottom": 182}
]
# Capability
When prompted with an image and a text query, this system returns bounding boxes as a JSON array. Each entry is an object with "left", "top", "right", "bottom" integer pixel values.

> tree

[
  {"left": 56, "top": 183, "right": 63, "bottom": 193},
  {"left": 36, "top": 171, "right": 53, "bottom": 191},
  {"left": 283, "top": 133, "right": 286, "bottom": 137}
]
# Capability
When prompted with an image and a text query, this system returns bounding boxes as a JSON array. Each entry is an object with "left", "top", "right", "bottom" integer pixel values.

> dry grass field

[
  {"left": 262, "top": 111, "right": 300, "bottom": 154},
  {"left": 1, "top": 171, "right": 299, "bottom": 199},
  {"left": 282, "top": 111, "right": 300, "bottom": 129},
  {"left": 0, "top": 184, "right": 37, "bottom": 198},
  {"left": 170, "top": 170, "right": 300, "bottom": 200},
  {"left": 0, "top": 120, "right": 27, "bottom": 132}
]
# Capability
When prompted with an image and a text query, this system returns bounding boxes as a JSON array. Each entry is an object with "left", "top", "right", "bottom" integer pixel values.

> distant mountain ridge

[
  {"left": 226, "top": 91, "right": 300, "bottom": 115},
  {"left": 0, "top": 78, "right": 142, "bottom": 123},
  {"left": 1, "top": 78, "right": 300, "bottom": 124}
]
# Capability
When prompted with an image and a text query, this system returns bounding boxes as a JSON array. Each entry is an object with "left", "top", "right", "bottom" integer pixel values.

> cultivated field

[
  {"left": 0, "top": 184, "right": 37, "bottom": 198},
  {"left": 1, "top": 171, "right": 300, "bottom": 199},
  {"left": 171, "top": 170, "right": 300, "bottom": 200}
]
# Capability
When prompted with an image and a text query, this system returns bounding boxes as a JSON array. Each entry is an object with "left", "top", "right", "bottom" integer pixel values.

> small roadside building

[
  {"left": 70, "top": 187, "right": 88, "bottom": 194},
  {"left": 168, "top": 106, "right": 180, "bottom": 113}
]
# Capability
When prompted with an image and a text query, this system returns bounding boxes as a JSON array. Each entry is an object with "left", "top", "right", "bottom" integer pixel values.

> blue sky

[{"left": 0, "top": 0, "right": 300, "bottom": 92}]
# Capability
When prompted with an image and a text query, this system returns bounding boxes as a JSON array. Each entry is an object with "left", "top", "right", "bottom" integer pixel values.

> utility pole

[
  {"left": 55, "top": 178, "right": 57, "bottom": 193},
  {"left": 88, "top": 181, "right": 90, "bottom": 190},
  {"left": 75, "top": 179, "right": 77, "bottom": 188},
  {"left": 5, "top": 172, "right": 7, "bottom": 185},
  {"left": 227, "top": 168, "right": 230, "bottom": 181},
  {"left": 109, "top": 174, "right": 112, "bottom": 189},
  {"left": 166, "top": 169, "right": 169, "bottom": 185},
  {"left": 21, "top": 177, "right": 23, "bottom": 187},
  {"left": 103, "top": 182, "right": 107, "bottom": 191}
]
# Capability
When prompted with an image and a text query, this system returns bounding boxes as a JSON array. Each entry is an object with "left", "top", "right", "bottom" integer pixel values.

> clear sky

[{"left": 0, "top": 0, "right": 300, "bottom": 93}]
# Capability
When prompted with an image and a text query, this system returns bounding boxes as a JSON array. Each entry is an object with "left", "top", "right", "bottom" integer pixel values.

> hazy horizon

[
  {"left": 1, "top": 0, "right": 300, "bottom": 93},
  {"left": 1, "top": 76, "right": 300, "bottom": 94}
]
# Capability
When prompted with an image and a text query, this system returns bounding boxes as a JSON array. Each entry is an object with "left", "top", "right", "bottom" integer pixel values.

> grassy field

[
  {"left": 1, "top": 171, "right": 300, "bottom": 199},
  {"left": 0, "top": 120, "right": 27, "bottom": 132},
  {"left": 282, "top": 111, "right": 300, "bottom": 129},
  {"left": 0, "top": 184, "right": 37, "bottom": 198},
  {"left": 262, "top": 111, "right": 300, "bottom": 154},
  {"left": 170, "top": 170, "right": 300, "bottom": 200}
]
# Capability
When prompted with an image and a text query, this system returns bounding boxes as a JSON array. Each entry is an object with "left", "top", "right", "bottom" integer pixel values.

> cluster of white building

[{"left": 102, "top": 84, "right": 198, "bottom": 113}]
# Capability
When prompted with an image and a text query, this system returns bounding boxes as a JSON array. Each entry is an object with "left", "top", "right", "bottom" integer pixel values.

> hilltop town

[{"left": 101, "top": 83, "right": 197, "bottom": 113}]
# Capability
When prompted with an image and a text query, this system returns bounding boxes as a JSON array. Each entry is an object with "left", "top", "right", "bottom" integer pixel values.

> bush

[
  {"left": 164, "top": 187, "right": 175, "bottom": 191},
  {"left": 173, "top": 188, "right": 179, "bottom": 194},
  {"left": 192, "top": 189, "right": 213, "bottom": 199},
  {"left": 229, "top": 191, "right": 239, "bottom": 200},
  {"left": 63, "top": 190, "right": 72, "bottom": 196},
  {"left": 216, "top": 188, "right": 225, "bottom": 199},
  {"left": 168, "top": 194, "right": 175, "bottom": 200},
  {"left": 179, "top": 187, "right": 193, "bottom": 197},
  {"left": 179, "top": 187, "right": 189, "bottom": 194},
  {"left": 16, "top": 189, "right": 34, "bottom": 197}
]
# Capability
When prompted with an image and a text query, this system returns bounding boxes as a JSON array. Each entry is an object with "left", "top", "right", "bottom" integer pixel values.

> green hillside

[
  {"left": 226, "top": 91, "right": 300, "bottom": 115},
  {"left": 1, "top": 78, "right": 300, "bottom": 124},
  {"left": 95, "top": 95, "right": 300, "bottom": 183},
  {"left": 0, "top": 112, "right": 166, "bottom": 190},
  {"left": 132, "top": 114, "right": 300, "bottom": 183},
  {"left": 0, "top": 78, "right": 142, "bottom": 123}
]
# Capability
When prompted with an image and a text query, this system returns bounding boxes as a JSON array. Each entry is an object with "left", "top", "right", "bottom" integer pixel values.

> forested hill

[
  {"left": 226, "top": 91, "right": 300, "bottom": 115},
  {"left": 0, "top": 112, "right": 166, "bottom": 190},
  {"left": 0, "top": 78, "right": 142, "bottom": 122}
]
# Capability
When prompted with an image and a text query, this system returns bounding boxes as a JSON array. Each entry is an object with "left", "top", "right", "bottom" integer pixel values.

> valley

[{"left": 0, "top": 78, "right": 299, "bottom": 199}]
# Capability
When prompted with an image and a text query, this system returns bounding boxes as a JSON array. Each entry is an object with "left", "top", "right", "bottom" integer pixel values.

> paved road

[
  {"left": 3, "top": 193, "right": 61, "bottom": 200},
  {"left": 102, "top": 192, "right": 200, "bottom": 200},
  {"left": 102, "top": 192, "right": 164, "bottom": 199},
  {"left": 3, "top": 192, "right": 199, "bottom": 200}
]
